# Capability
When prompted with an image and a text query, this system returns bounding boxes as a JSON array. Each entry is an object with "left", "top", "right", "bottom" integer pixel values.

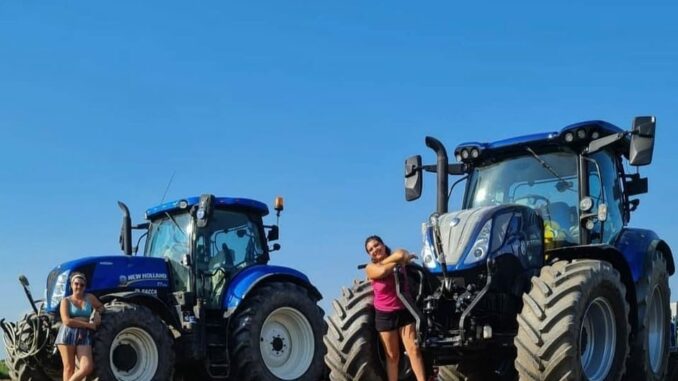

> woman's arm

[
  {"left": 366, "top": 249, "right": 417, "bottom": 280},
  {"left": 88, "top": 293, "right": 105, "bottom": 313},
  {"left": 366, "top": 261, "right": 398, "bottom": 280},
  {"left": 60, "top": 298, "right": 96, "bottom": 330}
]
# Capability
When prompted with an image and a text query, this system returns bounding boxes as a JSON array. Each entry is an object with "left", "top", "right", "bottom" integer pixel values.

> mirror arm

[{"left": 587, "top": 132, "right": 628, "bottom": 155}]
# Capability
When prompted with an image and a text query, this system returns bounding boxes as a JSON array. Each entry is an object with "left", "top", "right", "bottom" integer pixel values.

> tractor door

[
  {"left": 586, "top": 150, "right": 625, "bottom": 244},
  {"left": 195, "top": 209, "right": 266, "bottom": 309}
]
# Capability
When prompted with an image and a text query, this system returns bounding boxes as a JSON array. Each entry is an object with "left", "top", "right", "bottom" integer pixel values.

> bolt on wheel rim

[
  {"left": 259, "top": 307, "right": 314, "bottom": 380},
  {"left": 580, "top": 297, "right": 616, "bottom": 381},
  {"left": 648, "top": 286, "right": 666, "bottom": 372},
  {"left": 110, "top": 327, "right": 158, "bottom": 381}
]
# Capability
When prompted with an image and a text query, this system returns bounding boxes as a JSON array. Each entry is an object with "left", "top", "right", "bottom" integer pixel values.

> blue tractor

[
  {"left": 2, "top": 194, "right": 326, "bottom": 381},
  {"left": 325, "top": 117, "right": 674, "bottom": 380}
]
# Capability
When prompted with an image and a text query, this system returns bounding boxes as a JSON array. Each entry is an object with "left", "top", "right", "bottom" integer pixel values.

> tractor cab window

[
  {"left": 465, "top": 151, "right": 580, "bottom": 249},
  {"left": 195, "top": 209, "right": 265, "bottom": 309},
  {"left": 144, "top": 212, "right": 193, "bottom": 291}
]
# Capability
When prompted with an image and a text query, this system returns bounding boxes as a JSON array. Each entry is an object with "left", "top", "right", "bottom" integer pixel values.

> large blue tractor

[
  {"left": 325, "top": 117, "right": 675, "bottom": 380},
  {"left": 2, "top": 194, "right": 326, "bottom": 381}
]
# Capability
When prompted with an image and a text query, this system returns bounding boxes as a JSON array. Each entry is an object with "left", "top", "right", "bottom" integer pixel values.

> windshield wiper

[
  {"left": 525, "top": 147, "right": 573, "bottom": 192},
  {"left": 165, "top": 212, "right": 187, "bottom": 238}
]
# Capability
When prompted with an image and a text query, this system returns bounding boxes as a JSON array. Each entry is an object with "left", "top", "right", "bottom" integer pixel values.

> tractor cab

[
  {"left": 407, "top": 117, "right": 656, "bottom": 255},
  {"left": 131, "top": 194, "right": 280, "bottom": 309}
]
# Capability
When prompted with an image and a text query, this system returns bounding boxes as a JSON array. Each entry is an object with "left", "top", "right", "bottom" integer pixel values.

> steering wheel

[
  {"left": 513, "top": 194, "right": 551, "bottom": 207},
  {"left": 164, "top": 242, "right": 187, "bottom": 260}
]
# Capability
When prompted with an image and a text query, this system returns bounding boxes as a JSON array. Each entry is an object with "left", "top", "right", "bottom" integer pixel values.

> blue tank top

[{"left": 68, "top": 297, "right": 93, "bottom": 318}]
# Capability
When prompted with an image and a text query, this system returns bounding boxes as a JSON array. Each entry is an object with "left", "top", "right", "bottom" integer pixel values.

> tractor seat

[
  {"left": 210, "top": 243, "right": 235, "bottom": 269},
  {"left": 544, "top": 201, "right": 579, "bottom": 245}
]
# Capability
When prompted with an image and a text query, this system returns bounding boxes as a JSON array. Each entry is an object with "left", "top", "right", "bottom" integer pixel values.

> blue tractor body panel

[
  {"left": 223, "top": 264, "right": 313, "bottom": 311},
  {"left": 45, "top": 256, "right": 170, "bottom": 313},
  {"left": 146, "top": 196, "right": 269, "bottom": 219}
]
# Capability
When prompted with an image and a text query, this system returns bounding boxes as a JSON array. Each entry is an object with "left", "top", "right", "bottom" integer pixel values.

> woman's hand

[
  {"left": 399, "top": 252, "right": 417, "bottom": 265},
  {"left": 90, "top": 311, "right": 102, "bottom": 328}
]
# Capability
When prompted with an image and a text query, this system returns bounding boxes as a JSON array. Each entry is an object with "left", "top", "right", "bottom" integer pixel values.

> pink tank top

[{"left": 372, "top": 269, "right": 409, "bottom": 312}]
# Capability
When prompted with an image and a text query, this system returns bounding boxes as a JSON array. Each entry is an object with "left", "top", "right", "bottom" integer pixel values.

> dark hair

[
  {"left": 364, "top": 235, "right": 392, "bottom": 256},
  {"left": 70, "top": 272, "right": 87, "bottom": 285}
]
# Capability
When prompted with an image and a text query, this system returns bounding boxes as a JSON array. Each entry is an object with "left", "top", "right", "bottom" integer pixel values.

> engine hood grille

[{"left": 436, "top": 206, "right": 499, "bottom": 265}]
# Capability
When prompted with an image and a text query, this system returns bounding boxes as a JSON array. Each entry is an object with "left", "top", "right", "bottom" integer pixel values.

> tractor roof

[
  {"left": 454, "top": 120, "right": 628, "bottom": 163},
  {"left": 145, "top": 196, "right": 269, "bottom": 220}
]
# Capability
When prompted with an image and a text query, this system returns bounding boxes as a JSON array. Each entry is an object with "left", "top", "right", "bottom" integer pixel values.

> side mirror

[
  {"left": 267, "top": 225, "right": 279, "bottom": 241},
  {"left": 629, "top": 116, "right": 656, "bottom": 166},
  {"left": 19, "top": 275, "right": 30, "bottom": 287},
  {"left": 405, "top": 155, "right": 423, "bottom": 201}
]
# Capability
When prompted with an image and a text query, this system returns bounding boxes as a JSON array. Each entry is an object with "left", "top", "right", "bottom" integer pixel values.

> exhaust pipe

[
  {"left": 425, "top": 137, "right": 449, "bottom": 215},
  {"left": 118, "top": 201, "right": 133, "bottom": 256}
]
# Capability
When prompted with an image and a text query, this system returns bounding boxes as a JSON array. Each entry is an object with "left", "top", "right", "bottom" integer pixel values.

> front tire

[
  {"left": 624, "top": 250, "right": 670, "bottom": 381},
  {"left": 515, "top": 260, "right": 630, "bottom": 381},
  {"left": 4, "top": 313, "right": 51, "bottom": 381},
  {"left": 229, "top": 282, "right": 326, "bottom": 381},
  {"left": 324, "top": 279, "right": 419, "bottom": 381},
  {"left": 7, "top": 356, "right": 50, "bottom": 381},
  {"left": 93, "top": 301, "right": 175, "bottom": 381}
]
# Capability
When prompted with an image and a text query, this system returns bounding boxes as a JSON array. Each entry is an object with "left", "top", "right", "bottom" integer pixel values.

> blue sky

[{"left": 2, "top": 1, "right": 678, "bottom": 357}]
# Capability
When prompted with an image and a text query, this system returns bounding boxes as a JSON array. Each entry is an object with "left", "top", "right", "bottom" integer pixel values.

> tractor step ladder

[{"left": 205, "top": 320, "right": 230, "bottom": 379}]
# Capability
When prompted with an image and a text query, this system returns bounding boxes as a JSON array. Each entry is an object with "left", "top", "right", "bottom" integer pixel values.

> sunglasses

[{"left": 72, "top": 282, "right": 85, "bottom": 287}]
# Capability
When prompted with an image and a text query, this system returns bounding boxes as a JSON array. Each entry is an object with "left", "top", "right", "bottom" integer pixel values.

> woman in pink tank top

[{"left": 365, "top": 235, "right": 426, "bottom": 381}]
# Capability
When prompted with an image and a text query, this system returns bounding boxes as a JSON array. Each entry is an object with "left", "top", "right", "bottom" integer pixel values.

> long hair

[{"left": 364, "top": 235, "right": 392, "bottom": 259}]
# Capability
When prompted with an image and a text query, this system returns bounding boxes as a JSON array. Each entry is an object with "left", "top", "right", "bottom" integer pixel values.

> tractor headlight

[
  {"left": 464, "top": 219, "right": 492, "bottom": 265},
  {"left": 50, "top": 270, "right": 70, "bottom": 308}
]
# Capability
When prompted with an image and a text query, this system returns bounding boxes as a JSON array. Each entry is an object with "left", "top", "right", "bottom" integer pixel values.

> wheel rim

[
  {"left": 648, "top": 285, "right": 666, "bottom": 372},
  {"left": 259, "top": 307, "right": 314, "bottom": 380},
  {"left": 580, "top": 297, "right": 617, "bottom": 381},
  {"left": 110, "top": 327, "right": 158, "bottom": 381}
]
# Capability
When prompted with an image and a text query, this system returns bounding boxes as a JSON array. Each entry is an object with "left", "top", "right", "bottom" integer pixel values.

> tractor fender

[
  {"left": 546, "top": 244, "right": 638, "bottom": 329},
  {"left": 615, "top": 228, "right": 675, "bottom": 281},
  {"left": 98, "top": 291, "right": 181, "bottom": 330},
  {"left": 222, "top": 264, "right": 321, "bottom": 317}
]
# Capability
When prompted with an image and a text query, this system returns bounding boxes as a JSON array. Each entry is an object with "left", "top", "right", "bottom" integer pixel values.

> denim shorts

[
  {"left": 55, "top": 325, "right": 93, "bottom": 346},
  {"left": 375, "top": 309, "right": 415, "bottom": 332}
]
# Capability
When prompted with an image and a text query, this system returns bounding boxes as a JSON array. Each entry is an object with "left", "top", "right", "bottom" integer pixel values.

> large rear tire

[
  {"left": 324, "top": 279, "right": 422, "bottom": 381},
  {"left": 624, "top": 250, "right": 670, "bottom": 381},
  {"left": 515, "top": 259, "right": 630, "bottom": 381},
  {"left": 93, "top": 301, "right": 175, "bottom": 381},
  {"left": 229, "top": 282, "right": 326, "bottom": 381}
]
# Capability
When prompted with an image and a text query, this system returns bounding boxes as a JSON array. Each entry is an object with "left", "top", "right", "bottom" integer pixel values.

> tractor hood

[
  {"left": 44, "top": 256, "right": 170, "bottom": 313},
  {"left": 422, "top": 205, "right": 544, "bottom": 273}
]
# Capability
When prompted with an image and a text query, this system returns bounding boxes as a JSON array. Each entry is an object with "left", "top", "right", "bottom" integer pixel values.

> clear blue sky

[{"left": 2, "top": 1, "right": 678, "bottom": 358}]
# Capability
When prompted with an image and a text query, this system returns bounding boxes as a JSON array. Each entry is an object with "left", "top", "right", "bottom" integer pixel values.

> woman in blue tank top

[{"left": 55, "top": 272, "right": 104, "bottom": 381}]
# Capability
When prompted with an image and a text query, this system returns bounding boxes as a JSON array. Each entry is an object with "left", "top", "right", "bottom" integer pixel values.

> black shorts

[{"left": 375, "top": 309, "right": 415, "bottom": 332}]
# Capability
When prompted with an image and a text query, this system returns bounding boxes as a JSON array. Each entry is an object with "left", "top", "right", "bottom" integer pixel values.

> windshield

[
  {"left": 465, "top": 151, "right": 580, "bottom": 248},
  {"left": 145, "top": 212, "right": 193, "bottom": 291}
]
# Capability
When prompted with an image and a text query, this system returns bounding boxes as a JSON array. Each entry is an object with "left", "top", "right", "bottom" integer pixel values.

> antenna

[{"left": 161, "top": 171, "right": 176, "bottom": 203}]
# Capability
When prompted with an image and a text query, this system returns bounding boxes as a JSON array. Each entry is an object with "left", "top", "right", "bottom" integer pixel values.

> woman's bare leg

[
  {"left": 400, "top": 323, "right": 426, "bottom": 381},
  {"left": 379, "top": 330, "right": 401, "bottom": 381},
  {"left": 69, "top": 345, "right": 94, "bottom": 381},
  {"left": 57, "top": 344, "right": 76, "bottom": 381}
]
